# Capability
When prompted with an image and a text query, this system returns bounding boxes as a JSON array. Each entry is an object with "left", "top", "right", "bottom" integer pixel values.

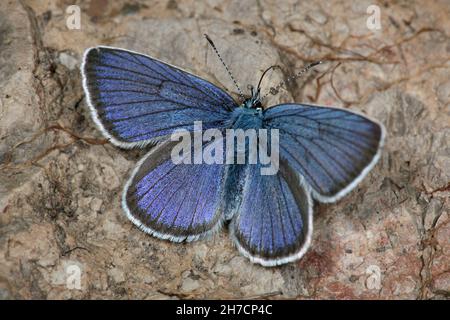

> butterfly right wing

[
  {"left": 263, "top": 103, "right": 385, "bottom": 203},
  {"left": 82, "top": 46, "right": 237, "bottom": 148}
]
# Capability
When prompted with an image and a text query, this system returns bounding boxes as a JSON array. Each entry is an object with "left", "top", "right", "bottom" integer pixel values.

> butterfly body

[
  {"left": 82, "top": 46, "right": 385, "bottom": 266},
  {"left": 230, "top": 107, "right": 263, "bottom": 129}
]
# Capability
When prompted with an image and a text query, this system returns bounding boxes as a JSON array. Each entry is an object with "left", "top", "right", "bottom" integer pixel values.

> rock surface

[{"left": 0, "top": 0, "right": 449, "bottom": 299}]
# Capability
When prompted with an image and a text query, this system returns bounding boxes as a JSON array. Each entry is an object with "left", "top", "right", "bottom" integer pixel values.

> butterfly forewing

[
  {"left": 264, "top": 103, "right": 385, "bottom": 203},
  {"left": 82, "top": 46, "right": 237, "bottom": 148}
]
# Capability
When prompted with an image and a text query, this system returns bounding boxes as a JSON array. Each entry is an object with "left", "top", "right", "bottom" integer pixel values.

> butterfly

[{"left": 81, "top": 42, "right": 385, "bottom": 267}]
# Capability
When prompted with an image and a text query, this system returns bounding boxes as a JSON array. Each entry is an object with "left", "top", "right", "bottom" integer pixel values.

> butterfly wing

[
  {"left": 230, "top": 161, "right": 313, "bottom": 266},
  {"left": 123, "top": 137, "right": 227, "bottom": 241},
  {"left": 263, "top": 103, "right": 385, "bottom": 202},
  {"left": 81, "top": 46, "right": 237, "bottom": 148}
]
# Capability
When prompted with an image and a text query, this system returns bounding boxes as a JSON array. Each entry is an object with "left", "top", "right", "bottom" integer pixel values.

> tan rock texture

[{"left": 0, "top": 0, "right": 449, "bottom": 299}]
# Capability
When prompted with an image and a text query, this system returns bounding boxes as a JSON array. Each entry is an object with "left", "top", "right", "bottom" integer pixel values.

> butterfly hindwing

[
  {"left": 229, "top": 159, "right": 312, "bottom": 266},
  {"left": 123, "top": 138, "right": 227, "bottom": 241},
  {"left": 82, "top": 46, "right": 237, "bottom": 148},
  {"left": 263, "top": 103, "right": 385, "bottom": 203}
]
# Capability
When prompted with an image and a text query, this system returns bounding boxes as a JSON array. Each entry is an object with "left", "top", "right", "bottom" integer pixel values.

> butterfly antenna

[
  {"left": 256, "top": 65, "right": 281, "bottom": 93},
  {"left": 261, "top": 61, "right": 323, "bottom": 100},
  {"left": 204, "top": 34, "right": 245, "bottom": 101}
]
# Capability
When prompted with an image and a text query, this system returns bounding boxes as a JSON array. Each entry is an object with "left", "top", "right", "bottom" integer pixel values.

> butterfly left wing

[
  {"left": 263, "top": 103, "right": 385, "bottom": 203},
  {"left": 123, "top": 137, "right": 227, "bottom": 241},
  {"left": 230, "top": 162, "right": 313, "bottom": 266},
  {"left": 82, "top": 46, "right": 237, "bottom": 148}
]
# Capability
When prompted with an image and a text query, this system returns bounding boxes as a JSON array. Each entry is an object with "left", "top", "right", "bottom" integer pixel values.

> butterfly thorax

[{"left": 230, "top": 106, "right": 263, "bottom": 131}]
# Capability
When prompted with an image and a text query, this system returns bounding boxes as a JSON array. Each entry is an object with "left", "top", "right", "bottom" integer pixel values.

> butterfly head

[
  {"left": 241, "top": 65, "right": 281, "bottom": 110},
  {"left": 242, "top": 85, "right": 262, "bottom": 110}
]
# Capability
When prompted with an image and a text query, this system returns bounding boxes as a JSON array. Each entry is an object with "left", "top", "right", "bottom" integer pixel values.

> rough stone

[{"left": 0, "top": 0, "right": 448, "bottom": 299}]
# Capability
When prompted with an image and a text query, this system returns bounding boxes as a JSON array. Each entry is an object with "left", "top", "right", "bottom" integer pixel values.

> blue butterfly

[{"left": 81, "top": 43, "right": 385, "bottom": 267}]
